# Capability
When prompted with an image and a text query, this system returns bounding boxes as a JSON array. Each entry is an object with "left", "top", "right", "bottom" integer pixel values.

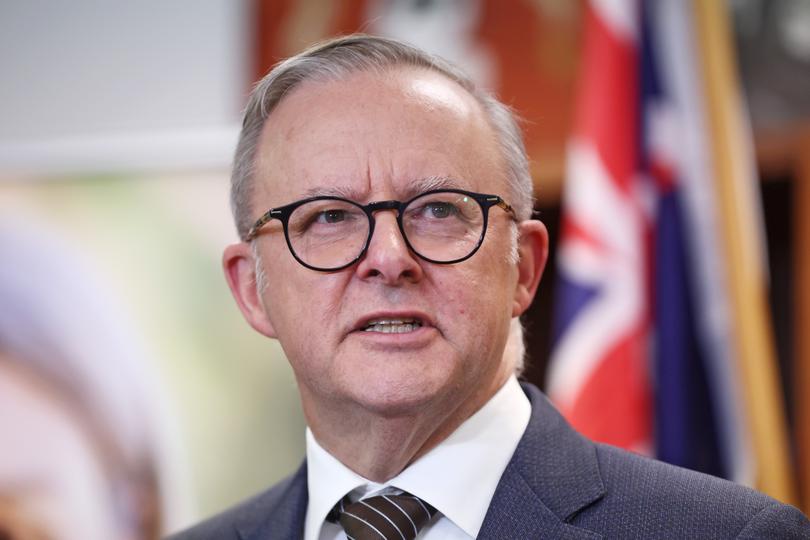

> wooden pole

[
  {"left": 692, "top": 0, "right": 797, "bottom": 504},
  {"left": 796, "top": 129, "right": 810, "bottom": 513}
]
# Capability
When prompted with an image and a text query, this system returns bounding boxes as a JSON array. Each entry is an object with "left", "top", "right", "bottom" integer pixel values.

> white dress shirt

[{"left": 304, "top": 375, "right": 531, "bottom": 540}]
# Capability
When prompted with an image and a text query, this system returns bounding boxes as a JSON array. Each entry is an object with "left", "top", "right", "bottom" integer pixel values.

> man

[{"left": 172, "top": 35, "right": 808, "bottom": 539}]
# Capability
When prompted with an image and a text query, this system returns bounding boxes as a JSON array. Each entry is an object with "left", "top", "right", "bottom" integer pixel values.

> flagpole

[
  {"left": 691, "top": 0, "right": 797, "bottom": 505},
  {"left": 797, "top": 131, "right": 810, "bottom": 513}
]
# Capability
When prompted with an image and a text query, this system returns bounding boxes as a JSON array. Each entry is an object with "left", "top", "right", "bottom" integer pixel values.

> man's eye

[
  {"left": 424, "top": 202, "right": 457, "bottom": 219},
  {"left": 316, "top": 209, "right": 346, "bottom": 223}
]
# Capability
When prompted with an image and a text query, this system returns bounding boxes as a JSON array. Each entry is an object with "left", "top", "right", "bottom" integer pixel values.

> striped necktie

[{"left": 328, "top": 492, "right": 438, "bottom": 540}]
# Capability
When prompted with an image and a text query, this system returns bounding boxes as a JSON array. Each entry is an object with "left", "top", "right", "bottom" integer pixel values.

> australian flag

[{"left": 546, "top": 0, "right": 754, "bottom": 485}]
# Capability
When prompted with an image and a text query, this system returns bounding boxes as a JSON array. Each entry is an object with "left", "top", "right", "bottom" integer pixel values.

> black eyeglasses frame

[{"left": 244, "top": 188, "right": 517, "bottom": 272}]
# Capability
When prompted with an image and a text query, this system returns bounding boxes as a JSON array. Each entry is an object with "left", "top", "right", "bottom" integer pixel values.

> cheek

[
  {"left": 264, "top": 269, "right": 348, "bottom": 347},
  {"left": 433, "top": 267, "right": 511, "bottom": 335}
]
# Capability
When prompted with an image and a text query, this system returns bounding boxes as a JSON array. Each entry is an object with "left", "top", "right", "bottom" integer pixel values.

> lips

[
  {"left": 363, "top": 318, "right": 423, "bottom": 333},
  {"left": 352, "top": 311, "right": 434, "bottom": 335}
]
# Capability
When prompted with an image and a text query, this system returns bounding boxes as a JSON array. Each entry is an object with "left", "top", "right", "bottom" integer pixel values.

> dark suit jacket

[{"left": 169, "top": 383, "right": 809, "bottom": 539}]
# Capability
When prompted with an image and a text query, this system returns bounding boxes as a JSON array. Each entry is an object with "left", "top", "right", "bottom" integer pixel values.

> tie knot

[{"left": 330, "top": 492, "right": 438, "bottom": 540}]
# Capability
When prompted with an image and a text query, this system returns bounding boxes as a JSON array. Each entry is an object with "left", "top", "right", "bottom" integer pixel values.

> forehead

[{"left": 253, "top": 67, "right": 505, "bottom": 205}]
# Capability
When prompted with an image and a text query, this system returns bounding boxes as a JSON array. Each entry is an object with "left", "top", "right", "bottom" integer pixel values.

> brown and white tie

[{"left": 328, "top": 492, "right": 438, "bottom": 540}]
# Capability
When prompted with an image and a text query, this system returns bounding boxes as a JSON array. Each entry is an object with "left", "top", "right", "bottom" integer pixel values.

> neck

[{"left": 302, "top": 370, "right": 511, "bottom": 482}]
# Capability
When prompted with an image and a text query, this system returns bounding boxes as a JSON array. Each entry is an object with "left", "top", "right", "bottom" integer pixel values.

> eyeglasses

[{"left": 245, "top": 188, "right": 517, "bottom": 272}]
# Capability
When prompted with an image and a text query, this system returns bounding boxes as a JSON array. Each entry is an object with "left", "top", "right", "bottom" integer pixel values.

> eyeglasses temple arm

[
  {"left": 245, "top": 210, "right": 275, "bottom": 242},
  {"left": 494, "top": 199, "right": 518, "bottom": 221}
]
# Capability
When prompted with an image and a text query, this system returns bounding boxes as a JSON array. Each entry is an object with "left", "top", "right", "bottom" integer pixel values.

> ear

[
  {"left": 512, "top": 220, "right": 549, "bottom": 318},
  {"left": 222, "top": 242, "right": 277, "bottom": 338}
]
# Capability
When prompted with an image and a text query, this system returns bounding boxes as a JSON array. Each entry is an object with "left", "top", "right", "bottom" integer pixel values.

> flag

[
  {"left": 547, "top": 0, "right": 796, "bottom": 504},
  {"left": 548, "top": 0, "right": 652, "bottom": 457}
]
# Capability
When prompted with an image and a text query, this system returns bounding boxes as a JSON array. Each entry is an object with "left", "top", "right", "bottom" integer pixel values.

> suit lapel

[
  {"left": 237, "top": 462, "right": 309, "bottom": 540},
  {"left": 478, "top": 383, "right": 605, "bottom": 539}
]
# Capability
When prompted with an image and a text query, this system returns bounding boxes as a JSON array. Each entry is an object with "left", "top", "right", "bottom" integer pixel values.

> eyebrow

[
  {"left": 405, "top": 175, "right": 463, "bottom": 198},
  {"left": 300, "top": 175, "right": 464, "bottom": 202},
  {"left": 301, "top": 185, "right": 364, "bottom": 200}
]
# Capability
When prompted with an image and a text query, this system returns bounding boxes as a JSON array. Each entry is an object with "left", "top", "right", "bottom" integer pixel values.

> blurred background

[{"left": 0, "top": 0, "right": 808, "bottom": 537}]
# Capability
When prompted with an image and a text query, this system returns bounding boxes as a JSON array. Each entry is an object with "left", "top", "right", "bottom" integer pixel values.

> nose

[{"left": 355, "top": 210, "right": 423, "bottom": 284}]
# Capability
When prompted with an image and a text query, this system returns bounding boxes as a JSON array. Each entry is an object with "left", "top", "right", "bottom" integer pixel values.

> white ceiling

[{"left": 0, "top": 0, "right": 250, "bottom": 175}]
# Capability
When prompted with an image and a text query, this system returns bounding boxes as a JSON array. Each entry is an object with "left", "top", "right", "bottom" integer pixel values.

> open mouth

[{"left": 363, "top": 318, "right": 423, "bottom": 334}]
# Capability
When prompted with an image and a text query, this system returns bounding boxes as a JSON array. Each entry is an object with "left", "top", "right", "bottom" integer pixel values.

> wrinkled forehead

[
  {"left": 252, "top": 67, "right": 505, "bottom": 206},
  {"left": 269, "top": 66, "right": 485, "bottom": 134}
]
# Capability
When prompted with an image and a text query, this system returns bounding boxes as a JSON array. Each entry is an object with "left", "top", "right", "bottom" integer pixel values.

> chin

[{"left": 346, "top": 373, "right": 454, "bottom": 418}]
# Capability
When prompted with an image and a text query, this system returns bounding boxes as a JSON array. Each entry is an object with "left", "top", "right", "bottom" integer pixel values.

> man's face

[{"left": 231, "top": 68, "right": 542, "bottom": 425}]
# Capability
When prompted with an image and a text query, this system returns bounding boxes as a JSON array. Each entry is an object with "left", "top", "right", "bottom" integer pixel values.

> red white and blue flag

[{"left": 547, "top": 0, "right": 753, "bottom": 483}]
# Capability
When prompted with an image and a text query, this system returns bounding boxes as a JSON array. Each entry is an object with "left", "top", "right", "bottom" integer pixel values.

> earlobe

[
  {"left": 512, "top": 220, "right": 549, "bottom": 318},
  {"left": 222, "top": 242, "right": 277, "bottom": 338}
]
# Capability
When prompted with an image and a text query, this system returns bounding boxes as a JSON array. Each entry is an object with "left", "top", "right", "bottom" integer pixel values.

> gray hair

[{"left": 230, "top": 33, "right": 535, "bottom": 241}]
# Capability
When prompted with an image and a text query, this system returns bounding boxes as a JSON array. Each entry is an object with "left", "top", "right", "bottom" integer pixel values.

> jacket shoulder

[
  {"left": 165, "top": 466, "right": 307, "bottom": 540},
  {"left": 736, "top": 500, "right": 810, "bottom": 539},
  {"left": 578, "top": 444, "right": 809, "bottom": 538},
  {"left": 509, "top": 383, "right": 808, "bottom": 538}
]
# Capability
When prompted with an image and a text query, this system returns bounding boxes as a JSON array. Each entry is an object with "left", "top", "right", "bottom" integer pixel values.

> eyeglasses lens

[
  {"left": 403, "top": 191, "right": 484, "bottom": 262},
  {"left": 288, "top": 199, "right": 369, "bottom": 269}
]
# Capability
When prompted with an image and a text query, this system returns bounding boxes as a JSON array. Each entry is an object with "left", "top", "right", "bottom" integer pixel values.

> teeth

[{"left": 363, "top": 318, "right": 423, "bottom": 333}]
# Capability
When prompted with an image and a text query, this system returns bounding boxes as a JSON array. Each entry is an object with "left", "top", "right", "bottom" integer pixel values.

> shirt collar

[
  {"left": 304, "top": 427, "right": 368, "bottom": 540},
  {"left": 305, "top": 375, "right": 531, "bottom": 539}
]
